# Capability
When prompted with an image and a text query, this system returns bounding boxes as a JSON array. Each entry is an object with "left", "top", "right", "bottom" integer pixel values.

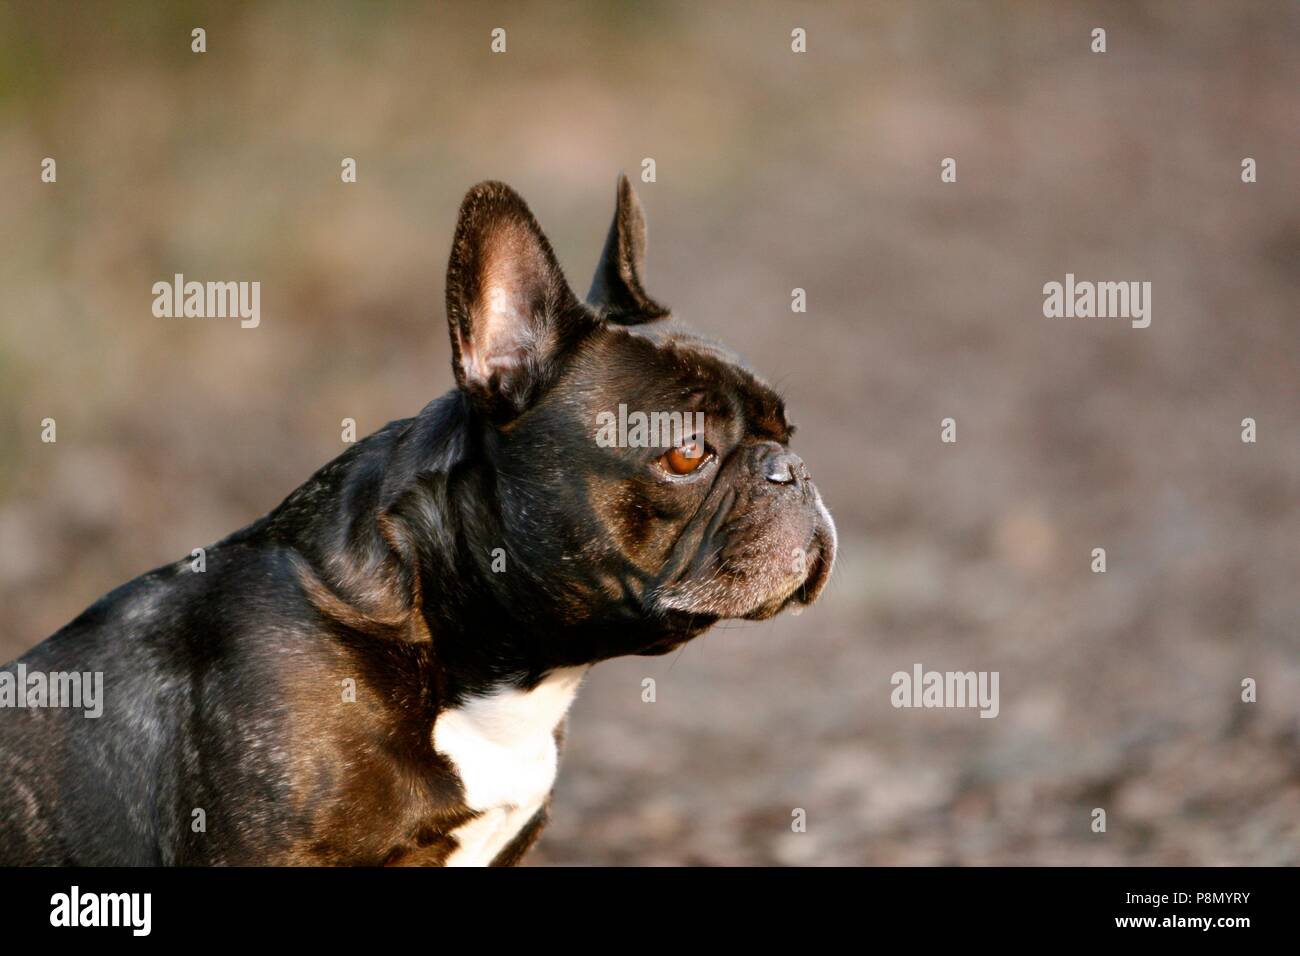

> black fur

[{"left": 0, "top": 176, "right": 834, "bottom": 865}]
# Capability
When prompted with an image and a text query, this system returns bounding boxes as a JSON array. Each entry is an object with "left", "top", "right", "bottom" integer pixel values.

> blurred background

[{"left": 1, "top": 1, "right": 1297, "bottom": 864}]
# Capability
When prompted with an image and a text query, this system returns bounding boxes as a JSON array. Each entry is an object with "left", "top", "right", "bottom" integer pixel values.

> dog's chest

[{"left": 431, "top": 666, "right": 586, "bottom": 866}]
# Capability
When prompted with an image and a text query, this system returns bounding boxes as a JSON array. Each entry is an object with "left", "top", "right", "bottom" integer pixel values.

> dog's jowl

[{"left": 0, "top": 175, "right": 835, "bottom": 866}]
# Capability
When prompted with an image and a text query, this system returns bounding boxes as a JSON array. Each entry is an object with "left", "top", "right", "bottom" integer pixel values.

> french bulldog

[{"left": 0, "top": 175, "right": 835, "bottom": 865}]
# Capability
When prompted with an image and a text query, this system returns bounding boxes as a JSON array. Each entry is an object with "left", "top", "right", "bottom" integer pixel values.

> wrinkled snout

[{"left": 755, "top": 444, "right": 836, "bottom": 610}]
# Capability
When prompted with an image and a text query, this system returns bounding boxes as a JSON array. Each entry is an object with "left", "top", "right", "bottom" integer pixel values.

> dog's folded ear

[
  {"left": 445, "top": 181, "right": 592, "bottom": 422},
  {"left": 587, "top": 173, "right": 669, "bottom": 324}
]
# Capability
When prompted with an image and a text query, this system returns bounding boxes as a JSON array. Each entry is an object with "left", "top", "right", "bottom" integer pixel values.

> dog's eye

[{"left": 660, "top": 440, "right": 709, "bottom": 476}]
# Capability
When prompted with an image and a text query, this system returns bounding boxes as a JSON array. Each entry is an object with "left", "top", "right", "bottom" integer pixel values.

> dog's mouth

[
  {"left": 741, "top": 518, "right": 836, "bottom": 621},
  {"left": 649, "top": 497, "right": 837, "bottom": 624}
]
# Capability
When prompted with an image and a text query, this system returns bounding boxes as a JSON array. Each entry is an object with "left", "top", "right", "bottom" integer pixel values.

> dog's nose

[{"left": 763, "top": 448, "right": 809, "bottom": 485}]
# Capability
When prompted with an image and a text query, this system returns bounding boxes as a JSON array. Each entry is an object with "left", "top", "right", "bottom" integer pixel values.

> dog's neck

[{"left": 240, "top": 391, "right": 649, "bottom": 699}]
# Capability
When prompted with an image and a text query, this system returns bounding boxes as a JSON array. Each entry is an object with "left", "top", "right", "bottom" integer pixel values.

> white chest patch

[{"left": 432, "top": 666, "right": 586, "bottom": 866}]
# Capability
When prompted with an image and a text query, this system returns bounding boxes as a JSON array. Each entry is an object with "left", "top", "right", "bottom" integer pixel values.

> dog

[{"left": 0, "top": 175, "right": 835, "bottom": 865}]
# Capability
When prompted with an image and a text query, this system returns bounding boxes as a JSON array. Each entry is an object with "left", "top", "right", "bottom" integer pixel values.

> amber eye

[{"left": 660, "top": 439, "right": 709, "bottom": 476}]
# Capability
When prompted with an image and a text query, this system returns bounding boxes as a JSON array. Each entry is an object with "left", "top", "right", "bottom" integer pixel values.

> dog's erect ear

[
  {"left": 586, "top": 173, "right": 669, "bottom": 324},
  {"left": 445, "top": 181, "right": 590, "bottom": 422}
]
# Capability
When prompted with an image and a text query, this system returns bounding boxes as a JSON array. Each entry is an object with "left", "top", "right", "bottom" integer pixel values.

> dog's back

[
  {"left": 1, "top": 570, "right": 187, "bottom": 863},
  {"left": 0, "top": 424, "right": 461, "bottom": 865}
]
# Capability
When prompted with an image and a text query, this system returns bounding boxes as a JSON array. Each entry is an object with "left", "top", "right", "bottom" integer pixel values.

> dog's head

[{"left": 442, "top": 176, "right": 835, "bottom": 658}]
